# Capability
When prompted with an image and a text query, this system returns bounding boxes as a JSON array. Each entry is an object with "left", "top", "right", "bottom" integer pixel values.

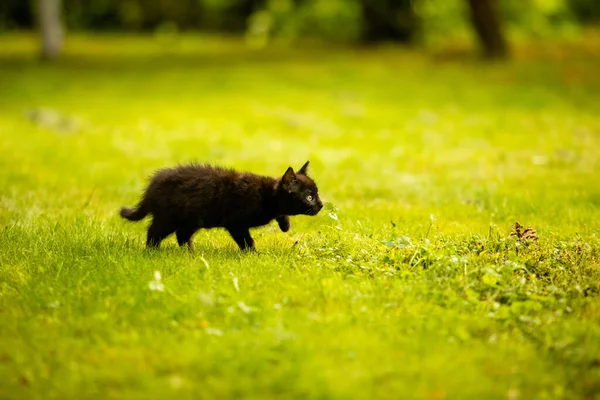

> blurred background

[
  {"left": 1, "top": 0, "right": 599, "bottom": 230},
  {"left": 2, "top": 0, "right": 600, "bottom": 60},
  {"left": 3, "top": 4, "right": 600, "bottom": 399}
]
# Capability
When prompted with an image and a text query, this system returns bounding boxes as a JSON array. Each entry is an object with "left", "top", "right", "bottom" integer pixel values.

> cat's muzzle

[{"left": 307, "top": 205, "right": 323, "bottom": 215}]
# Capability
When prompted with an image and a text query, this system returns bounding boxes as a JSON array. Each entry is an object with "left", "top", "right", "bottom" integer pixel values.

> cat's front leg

[
  {"left": 227, "top": 227, "right": 255, "bottom": 251},
  {"left": 276, "top": 216, "right": 290, "bottom": 232}
]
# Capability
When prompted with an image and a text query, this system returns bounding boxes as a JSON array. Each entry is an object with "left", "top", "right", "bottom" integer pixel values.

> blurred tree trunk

[
  {"left": 223, "top": 0, "right": 266, "bottom": 32},
  {"left": 360, "top": 0, "right": 418, "bottom": 43},
  {"left": 466, "top": 0, "right": 508, "bottom": 59},
  {"left": 38, "top": 0, "right": 63, "bottom": 60}
]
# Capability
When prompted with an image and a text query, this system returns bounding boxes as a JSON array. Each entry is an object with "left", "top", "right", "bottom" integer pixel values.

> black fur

[{"left": 120, "top": 161, "right": 322, "bottom": 250}]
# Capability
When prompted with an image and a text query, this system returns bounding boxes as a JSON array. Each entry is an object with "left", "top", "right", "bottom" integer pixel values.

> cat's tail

[{"left": 120, "top": 202, "right": 149, "bottom": 222}]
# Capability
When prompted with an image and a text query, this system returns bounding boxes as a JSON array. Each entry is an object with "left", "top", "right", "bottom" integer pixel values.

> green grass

[{"left": 1, "top": 33, "right": 600, "bottom": 399}]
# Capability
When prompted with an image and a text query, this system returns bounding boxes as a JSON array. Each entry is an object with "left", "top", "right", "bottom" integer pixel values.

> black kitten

[{"left": 120, "top": 161, "right": 323, "bottom": 250}]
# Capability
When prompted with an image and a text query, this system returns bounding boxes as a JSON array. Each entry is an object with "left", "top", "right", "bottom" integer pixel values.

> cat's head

[{"left": 277, "top": 161, "right": 323, "bottom": 216}]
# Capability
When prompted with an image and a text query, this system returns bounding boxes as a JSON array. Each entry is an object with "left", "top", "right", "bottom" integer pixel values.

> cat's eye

[{"left": 306, "top": 195, "right": 313, "bottom": 201}]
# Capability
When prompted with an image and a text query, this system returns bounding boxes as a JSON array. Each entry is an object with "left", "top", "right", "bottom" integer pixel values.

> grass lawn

[{"left": 1, "top": 33, "right": 600, "bottom": 399}]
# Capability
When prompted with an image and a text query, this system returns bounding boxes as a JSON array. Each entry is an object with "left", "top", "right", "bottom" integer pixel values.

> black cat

[{"left": 120, "top": 161, "right": 323, "bottom": 250}]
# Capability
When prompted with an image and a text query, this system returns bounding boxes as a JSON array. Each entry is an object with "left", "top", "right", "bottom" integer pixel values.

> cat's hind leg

[
  {"left": 176, "top": 225, "right": 197, "bottom": 250},
  {"left": 243, "top": 230, "right": 255, "bottom": 250},
  {"left": 146, "top": 218, "right": 175, "bottom": 248}
]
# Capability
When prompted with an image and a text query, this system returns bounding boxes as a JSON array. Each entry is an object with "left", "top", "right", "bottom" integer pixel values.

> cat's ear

[
  {"left": 298, "top": 160, "right": 310, "bottom": 175},
  {"left": 282, "top": 166, "right": 295, "bottom": 183},
  {"left": 281, "top": 167, "right": 297, "bottom": 191}
]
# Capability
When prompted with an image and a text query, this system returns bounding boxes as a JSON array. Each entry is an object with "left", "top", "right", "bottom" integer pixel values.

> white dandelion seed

[{"left": 149, "top": 270, "right": 164, "bottom": 292}]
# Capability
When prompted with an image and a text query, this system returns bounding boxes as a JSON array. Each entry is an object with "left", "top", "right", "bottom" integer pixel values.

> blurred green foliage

[{"left": 0, "top": 0, "right": 599, "bottom": 42}]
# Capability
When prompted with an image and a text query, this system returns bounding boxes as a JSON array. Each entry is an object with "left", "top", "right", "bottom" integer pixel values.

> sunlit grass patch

[{"left": 1, "top": 33, "right": 599, "bottom": 399}]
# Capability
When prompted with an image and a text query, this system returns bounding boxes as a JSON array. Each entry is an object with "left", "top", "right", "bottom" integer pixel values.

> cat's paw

[{"left": 276, "top": 216, "right": 291, "bottom": 232}]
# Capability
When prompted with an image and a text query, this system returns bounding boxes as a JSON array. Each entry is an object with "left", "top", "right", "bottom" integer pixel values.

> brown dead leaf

[{"left": 510, "top": 222, "right": 538, "bottom": 242}]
